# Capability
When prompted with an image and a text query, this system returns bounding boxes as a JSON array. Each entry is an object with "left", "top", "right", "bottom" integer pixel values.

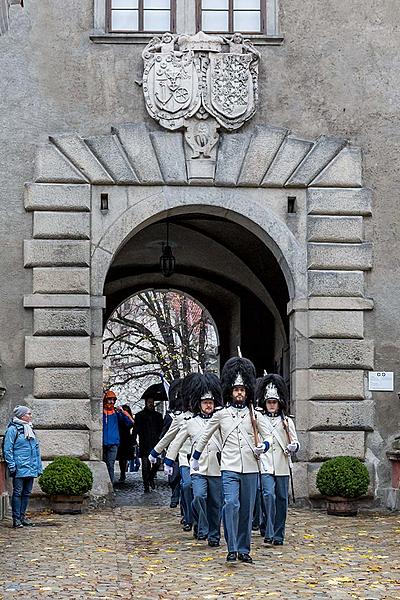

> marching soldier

[
  {"left": 192, "top": 357, "right": 271, "bottom": 564},
  {"left": 148, "top": 373, "right": 195, "bottom": 531},
  {"left": 256, "top": 374, "right": 300, "bottom": 546},
  {"left": 164, "top": 372, "right": 223, "bottom": 547}
]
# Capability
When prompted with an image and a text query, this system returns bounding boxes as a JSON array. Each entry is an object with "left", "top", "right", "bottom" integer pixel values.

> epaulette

[
  {"left": 172, "top": 410, "right": 182, "bottom": 416},
  {"left": 254, "top": 407, "right": 264, "bottom": 414},
  {"left": 214, "top": 406, "right": 224, "bottom": 412}
]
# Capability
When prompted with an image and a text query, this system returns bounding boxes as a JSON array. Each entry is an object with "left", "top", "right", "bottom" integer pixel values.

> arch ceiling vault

[{"left": 22, "top": 120, "right": 374, "bottom": 499}]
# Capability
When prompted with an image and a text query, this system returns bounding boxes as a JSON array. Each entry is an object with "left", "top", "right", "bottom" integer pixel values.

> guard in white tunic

[
  {"left": 256, "top": 374, "right": 299, "bottom": 546},
  {"left": 164, "top": 372, "right": 223, "bottom": 547},
  {"left": 148, "top": 373, "right": 195, "bottom": 531},
  {"left": 192, "top": 357, "right": 271, "bottom": 564}
]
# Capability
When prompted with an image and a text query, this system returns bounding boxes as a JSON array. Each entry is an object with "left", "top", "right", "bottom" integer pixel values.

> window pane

[
  {"left": 144, "top": 0, "right": 170, "bottom": 8},
  {"left": 203, "top": 0, "right": 228, "bottom": 8},
  {"left": 111, "top": 9, "right": 138, "bottom": 30},
  {"left": 112, "top": 0, "right": 138, "bottom": 8},
  {"left": 202, "top": 10, "right": 228, "bottom": 31},
  {"left": 234, "top": 11, "right": 260, "bottom": 32},
  {"left": 144, "top": 10, "right": 171, "bottom": 31},
  {"left": 234, "top": 0, "right": 259, "bottom": 8}
]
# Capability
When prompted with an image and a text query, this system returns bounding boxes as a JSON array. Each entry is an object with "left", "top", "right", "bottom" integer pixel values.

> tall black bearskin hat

[
  {"left": 221, "top": 357, "right": 256, "bottom": 406},
  {"left": 168, "top": 378, "right": 182, "bottom": 412},
  {"left": 256, "top": 373, "right": 289, "bottom": 413},
  {"left": 179, "top": 373, "right": 199, "bottom": 412},
  {"left": 184, "top": 372, "right": 223, "bottom": 414}
]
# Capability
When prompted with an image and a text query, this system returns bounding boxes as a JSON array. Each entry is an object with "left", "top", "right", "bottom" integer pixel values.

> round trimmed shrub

[
  {"left": 39, "top": 456, "right": 93, "bottom": 496},
  {"left": 316, "top": 456, "right": 369, "bottom": 498}
]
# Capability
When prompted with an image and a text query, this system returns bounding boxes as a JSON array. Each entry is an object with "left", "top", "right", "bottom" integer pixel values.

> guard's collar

[
  {"left": 199, "top": 412, "right": 213, "bottom": 419},
  {"left": 266, "top": 410, "right": 282, "bottom": 418},
  {"left": 230, "top": 402, "right": 246, "bottom": 410}
]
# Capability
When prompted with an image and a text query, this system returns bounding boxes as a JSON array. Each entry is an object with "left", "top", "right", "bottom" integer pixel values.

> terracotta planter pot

[
  {"left": 326, "top": 496, "right": 358, "bottom": 517},
  {"left": 50, "top": 494, "right": 84, "bottom": 514}
]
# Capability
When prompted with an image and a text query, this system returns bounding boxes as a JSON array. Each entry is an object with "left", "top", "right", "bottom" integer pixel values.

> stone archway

[{"left": 23, "top": 122, "right": 374, "bottom": 498}]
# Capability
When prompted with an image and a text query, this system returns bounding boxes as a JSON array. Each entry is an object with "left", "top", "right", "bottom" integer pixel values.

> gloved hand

[
  {"left": 164, "top": 464, "right": 174, "bottom": 476},
  {"left": 190, "top": 457, "right": 200, "bottom": 471},
  {"left": 286, "top": 442, "right": 299, "bottom": 453},
  {"left": 253, "top": 443, "right": 265, "bottom": 457},
  {"left": 148, "top": 450, "right": 158, "bottom": 464}
]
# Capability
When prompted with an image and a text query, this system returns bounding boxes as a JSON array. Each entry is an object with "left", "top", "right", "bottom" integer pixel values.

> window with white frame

[
  {"left": 93, "top": 0, "right": 281, "bottom": 42},
  {"left": 107, "top": 0, "right": 176, "bottom": 33},
  {"left": 196, "top": 0, "right": 265, "bottom": 34}
]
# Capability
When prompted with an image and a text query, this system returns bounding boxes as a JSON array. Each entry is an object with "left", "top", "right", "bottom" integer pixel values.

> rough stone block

[
  {"left": 215, "top": 133, "right": 251, "bottom": 186},
  {"left": 32, "top": 267, "right": 90, "bottom": 294},
  {"left": 291, "top": 462, "right": 309, "bottom": 499},
  {"left": 84, "top": 133, "right": 138, "bottom": 184},
  {"left": 150, "top": 131, "right": 187, "bottom": 185},
  {"left": 307, "top": 188, "right": 372, "bottom": 216},
  {"left": 113, "top": 123, "right": 163, "bottom": 184},
  {"left": 308, "top": 462, "right": 323, "bottom": 497},
  {"left": 237, "top": 125, "right": 288, "bottom": 186},
  {"left": 307, "top": 216, "right": 363, "bottom": 243},
  {"left": 24, "top": 183, "right": 91, "bottom": 212},
  {"left": 50, "top": 134, "right": 113, "bottom": 184},
  {"left": 308, "top": 243, "right": 372, "bottom": 270},
  {"left": 31, "top": 398, "right": 91, "bottom": 429},
  {"left": 308, "top": 270, "right": 364, "bottom": 297},
  {"left": 33, "top": 309, "right": 90, "bottom": 336},
  {"left": 287, "top": 136, "right": 346, "bottom": 187},
  {"left": 308, "top": 400, "right": 374, "bottom": 431},
  {"left": 24, "top": 240, "right": 90, "bottom": 267},
  {"left": 262, "top": 136, "right": 313, "bottom": 187},
  {"left": 311, "top": 147, "right": 362, "bottom": 188},
  {"left": 309, "top": 339, "right": 374, "bottom": 369},
  {"left": 35, "top": 144, "right": 87, "bottom": 184},
  {"left": 308, "top": 297, "right": 373, "bottom": 311},
  {"left": 33, "top": 212, "right": 90, "bottom": 240},
  {"left": 309, "top": 431, "right": 365, "bottom": 461},
  {"left": 25, "top": 336, "right": 91, "bottom": 367},
  {"left": 309, "top": 369, "right": 365, "bottom": 400},
  {"left": 37, "top": 430, "right": 90, "bottom": 460},
  {"left": 309, "top": 310, "right": 363, "bottom": 339},
  {"left": 33, "top": 368, "right": 91, "bottom": 398}
]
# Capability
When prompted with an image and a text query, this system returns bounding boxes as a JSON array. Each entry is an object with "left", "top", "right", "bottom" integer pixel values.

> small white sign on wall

[{"left": 368, "top": 371, "right": 394, "bottom": 391}]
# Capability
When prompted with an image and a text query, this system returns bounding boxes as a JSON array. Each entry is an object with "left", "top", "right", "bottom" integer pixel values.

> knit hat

[
  {"left": 13, "top": 405, "right": 31, "bottom": 418},
  {"left": 103, "top": 390, "right": 117, "bottom": 400}
]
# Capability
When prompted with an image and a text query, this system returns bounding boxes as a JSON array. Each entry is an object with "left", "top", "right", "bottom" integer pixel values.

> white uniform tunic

[
  {"left": 194, "top": 405, "right": 270, "bottom": 474},
  {"left": 258, "top": 412, "right": 299, "bottom": 476},
  {"left": 166, "top": 415, "right": 222, "bottom": 477},
  {"left": 153, "top": 411, "right": 192, "bottom": 467}
]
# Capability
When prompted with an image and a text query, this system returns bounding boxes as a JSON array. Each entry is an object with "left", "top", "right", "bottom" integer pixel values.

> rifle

[{"left": 281, "top": 412, "right": 296, "bottom": 504}]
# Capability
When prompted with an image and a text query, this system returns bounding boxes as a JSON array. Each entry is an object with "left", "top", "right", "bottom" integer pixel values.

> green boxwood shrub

[
  {"left": 39, "top": 456, "right": 93, "bottom": 496},
  {"left": 316, "top": 456, "right": 369, "bottom": 498}
]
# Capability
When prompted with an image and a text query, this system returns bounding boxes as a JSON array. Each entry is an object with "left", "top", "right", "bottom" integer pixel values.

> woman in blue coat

[{"left": 3, "top": 405, "right": 42, "bottom": 528}]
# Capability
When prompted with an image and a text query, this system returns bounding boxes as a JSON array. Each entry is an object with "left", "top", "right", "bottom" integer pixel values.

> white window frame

[{"left": 91, "top": 0, "right": 282, "bottom": 45}]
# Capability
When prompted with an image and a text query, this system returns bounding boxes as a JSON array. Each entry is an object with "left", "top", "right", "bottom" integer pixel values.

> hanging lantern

[{"left": 160, "top": 221, "right": 176, "bottom": 277}]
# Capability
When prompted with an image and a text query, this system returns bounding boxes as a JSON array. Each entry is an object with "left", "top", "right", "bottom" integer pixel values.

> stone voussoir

[
  {"left": 25, "top": 336, "right": 91, "bottom": 368},
  {"left": 307, "top": 187, "right": 372, "bottom": 216},
  {"left": 309, "top": 339, "right": 374, "bottom": 369}
]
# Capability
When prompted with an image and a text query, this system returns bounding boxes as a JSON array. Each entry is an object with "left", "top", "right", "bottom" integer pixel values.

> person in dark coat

[
  {"left": 133, "top": 393, "right": 164, "bottom": 493},
  {"left": 116, "top": 404, "right": 136, "bottom": 483}
]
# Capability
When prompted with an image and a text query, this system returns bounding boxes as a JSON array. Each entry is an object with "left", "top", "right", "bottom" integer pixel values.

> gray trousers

[{"left": 221, "top": 470, "right": 258, "bottom": 554}]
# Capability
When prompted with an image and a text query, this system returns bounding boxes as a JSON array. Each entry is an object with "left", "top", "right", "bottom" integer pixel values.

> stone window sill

[{"left": 89, "top": 32, "right": 284, "bottom": 45}]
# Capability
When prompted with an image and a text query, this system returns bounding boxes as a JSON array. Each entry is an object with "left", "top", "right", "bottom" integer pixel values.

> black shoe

[
  {"left": 144, "top": 488, "right": 150, "bottom": 493},
  {"left": 238, "top": 553, "right": 253, "bottom": 563},
  {"left": 21, "top": 518, "right": 35, "bottom": 527},
  {"left": 273, "top": 540, "right": 283, "bottom": 545},
  {"left": 208, "top": 540, "right": 220, "bottom": 547},
  {"left": 149, "top": 479, "right": 155, "bottom": 490},
  {"left": 252, "top": 524, "right": 259, "bottom": 531},
  {"left": 264, "top": 538, "right": 273, "bottom": 546},
  {"left": 13, "top": 520, "right": 23, "bottom": 529},
  {"left": 226, "top": 552, "right": 237, "bottom": 562},
  {"left": 170, "top": 502, "right": 178, "bottom": 508},
  {"left": 182, "top": 523, "right": 192, "bottom": 532},
  {"left": 197, "top": 535, "right": 207, "bottom": 541},
  {"left": 118, "top": 477, "right": 126, "bottom": 483}
]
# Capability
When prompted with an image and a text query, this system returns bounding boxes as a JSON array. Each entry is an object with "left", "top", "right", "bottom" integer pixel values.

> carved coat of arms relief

[{"left": 142, "top": 31, "right": 260, "bottom": 180}]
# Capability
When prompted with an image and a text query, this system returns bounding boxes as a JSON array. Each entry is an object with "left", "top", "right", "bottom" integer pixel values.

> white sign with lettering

[{"left": 368, "top": 371, "right": 394, "bottom": 391}]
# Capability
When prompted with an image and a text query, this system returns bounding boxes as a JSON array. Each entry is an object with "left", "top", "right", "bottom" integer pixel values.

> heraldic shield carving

[
  {"left": 142, "top": 31, "right": 260, "bottom": 179},
  {"left": 142, "top": 31, "right": 260, "bottom": 131}
]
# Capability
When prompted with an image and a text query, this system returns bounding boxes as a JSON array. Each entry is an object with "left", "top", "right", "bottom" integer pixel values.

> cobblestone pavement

[{"left": 1, "top": 473, "right": 399, "bottom": 600}]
